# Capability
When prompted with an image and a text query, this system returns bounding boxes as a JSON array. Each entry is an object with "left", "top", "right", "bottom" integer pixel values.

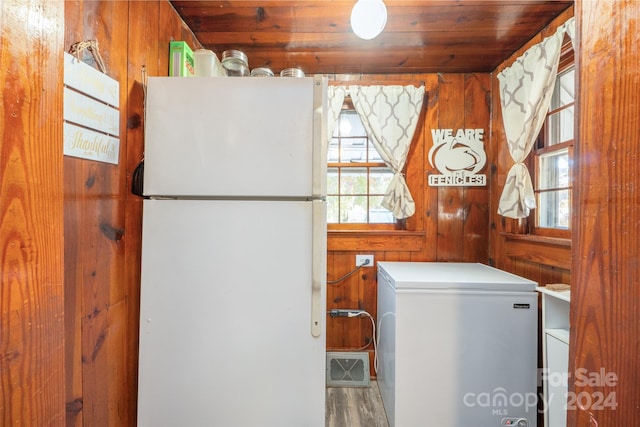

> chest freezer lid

[{"left": 377, "top": 262, "right": 537, "bottom": 291}]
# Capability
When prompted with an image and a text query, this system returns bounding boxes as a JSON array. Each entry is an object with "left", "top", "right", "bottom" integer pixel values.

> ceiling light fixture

[{"left": 350, "top": 0, "right": 387, "bottom": 40}]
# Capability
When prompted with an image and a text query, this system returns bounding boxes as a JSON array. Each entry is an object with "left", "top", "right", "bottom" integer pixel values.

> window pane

[
  {"left": 341, "top": 137, "right": 368, "bottom": 162},
  {"left": 370, "top": 167, "right": 393, "bottom": 194},
  {"left": 558, "top": 68, "right": 575, "bottom": 106},
  {"left": 331, "top": 118, "right": 339, "bottom": 137},
  {"left": 326, "top": 196, "right": 339, "bottom": 223},
  {"left": 328, "top": 138, "right": 339, "bottom": 162},
  {"left": 551, "top": 68, "right": 575, "bottom": 110},
  {"left": 327, "top": 167, "right": 339, "bottom": 194},
  {"left": 369, "top": 195, "right": 394, "bottom": 223},
  {"left": 340, "top": 111, "right": 366, "bottom": 136},
  {"left": 538, "top": 189, "right": 570, "bottom": 229},
  {"left": 340, "top": 195, "right": 368, "bottom": 223},
  {"left": 547, "top": 106, "right": 574, "bottom": 145},
  {"left": 340, "top": 167, "right": 367, "bottom": 194},
  {"left": 368, "top": 141, "right": 383, "bottom": 162},
  {"left": 539, "top": 149, "right": 569, "bottom": 190},
  {"left": 559, "top": 106, "right": 574, "bottom": 143}
]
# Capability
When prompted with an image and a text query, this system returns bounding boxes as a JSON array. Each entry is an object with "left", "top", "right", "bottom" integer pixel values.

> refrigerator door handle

[
  {"left": 311, "top": 75, "right": 328, "bottom": 199},
  {"left": 310, "top": 75, "right": 327, "bottom": 338},
  {"left": 311, "top": 200, "right": 327, "bottom": 337}
]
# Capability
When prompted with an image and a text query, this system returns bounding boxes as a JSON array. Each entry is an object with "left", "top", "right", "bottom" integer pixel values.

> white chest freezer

[{"left": 377, "top": 262, "right": 538, "bottom": 427}]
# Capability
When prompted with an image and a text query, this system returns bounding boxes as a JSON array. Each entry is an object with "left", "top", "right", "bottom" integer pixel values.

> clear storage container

[
  {"left": 251, "top": 67, "right": 275, "bottom": 77},
  {"left": 280, "top": 68, "right": 305, "bottom": 78},
  {"left": 221, "top": 50, "right": 249, "bottom": 76}
]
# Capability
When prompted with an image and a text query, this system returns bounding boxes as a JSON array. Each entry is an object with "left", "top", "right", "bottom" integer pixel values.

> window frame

[
  {"left": 528, "top": 35, "right": 575, "bottom": 239},
  {"left": 327, "top": 101, "right": 400, "bottom": 230}
]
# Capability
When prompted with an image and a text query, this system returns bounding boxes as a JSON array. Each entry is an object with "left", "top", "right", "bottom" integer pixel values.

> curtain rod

[{"left": 331, "top": 81, "right": 426, "bottom": 95}]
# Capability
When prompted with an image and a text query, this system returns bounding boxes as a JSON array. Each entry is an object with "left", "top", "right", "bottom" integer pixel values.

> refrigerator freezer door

[
  {"left": 144, "top": 76, "right": 327, "bottom": 199},
  {"left": 137, "top": 199, "right": 326, "bottom": 427}
]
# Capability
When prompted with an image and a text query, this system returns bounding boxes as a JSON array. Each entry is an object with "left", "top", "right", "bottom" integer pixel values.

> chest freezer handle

[{"left": 311, "top": 201, "right": 326, "bottom": 337}]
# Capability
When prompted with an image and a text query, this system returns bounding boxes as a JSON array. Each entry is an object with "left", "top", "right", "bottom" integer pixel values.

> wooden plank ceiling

[{"left": 170, "top": 0, "right": 573, "bottom": 75}]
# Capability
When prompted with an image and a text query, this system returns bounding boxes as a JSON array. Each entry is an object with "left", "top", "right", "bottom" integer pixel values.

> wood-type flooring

[{"left": 326, "top": 381, "right": 389, "bottom": 427}]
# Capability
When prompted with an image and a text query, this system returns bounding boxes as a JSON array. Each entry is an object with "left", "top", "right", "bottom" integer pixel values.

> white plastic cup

[{"left": 194, "top": 49, "right": 222, "bottom": 77}]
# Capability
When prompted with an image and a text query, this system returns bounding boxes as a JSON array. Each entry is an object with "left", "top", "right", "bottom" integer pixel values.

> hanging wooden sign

[
  {"left": 427, "top": 128, "right": 487, "bottom": 187},
  {"left": 63, "top": 52, "right": 120, "bottom": 164},
  {"left": 63, "top": 123, "right": 119, "bottom": 165}
]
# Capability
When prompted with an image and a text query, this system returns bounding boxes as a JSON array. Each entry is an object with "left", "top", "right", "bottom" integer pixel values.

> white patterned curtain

[
  {"left": 327, "top": 86, "right": 346, "bottom": 148},
  {"left": 497, "top": 24, "right": 568, "bottom": 219},
  {"left": 349, "top": 85, "right": 424, "bottom": 219},
  {"left": 563, "top": 17, "right": 576, "bottom": 51}
]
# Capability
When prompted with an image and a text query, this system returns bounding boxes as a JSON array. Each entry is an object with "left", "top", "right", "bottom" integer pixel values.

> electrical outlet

[{"left": 355, "top": 254, "right": 374, "bottom": 267}]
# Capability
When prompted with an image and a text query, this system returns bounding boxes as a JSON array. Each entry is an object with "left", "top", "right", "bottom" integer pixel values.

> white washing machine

[{"left": 377, "top": 262, "right": 538, "bottom": 427}]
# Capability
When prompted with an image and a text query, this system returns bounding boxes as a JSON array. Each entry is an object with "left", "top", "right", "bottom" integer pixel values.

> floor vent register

[{"left": 326, "top": 352, "right": 370, "bottom": 387}]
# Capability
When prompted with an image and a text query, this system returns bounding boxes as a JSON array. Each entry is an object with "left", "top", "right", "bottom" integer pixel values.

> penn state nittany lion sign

[{"left": 428, "top": 128, "right": 487, "bottom": 187}]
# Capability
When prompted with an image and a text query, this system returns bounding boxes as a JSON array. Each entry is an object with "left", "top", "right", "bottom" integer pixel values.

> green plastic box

[{"left": 169, "top": 41, "right": 195, "bottom": 77}]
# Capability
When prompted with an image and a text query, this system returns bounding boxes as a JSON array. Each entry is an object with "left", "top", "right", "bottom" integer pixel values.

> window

[
  {"left": 532, "top": 39, "right": 574, "bottom": 237},
  {"left": 327, "top": 108, "right": 394, "bottom": 225}
]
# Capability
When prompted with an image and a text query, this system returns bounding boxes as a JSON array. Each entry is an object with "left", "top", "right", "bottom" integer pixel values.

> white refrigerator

[
  {"left": 377, "top": 262, "right": 538, "bottom": 427},
  {"left": 137, "top": 76, "right": 327, "bottom": 427}
]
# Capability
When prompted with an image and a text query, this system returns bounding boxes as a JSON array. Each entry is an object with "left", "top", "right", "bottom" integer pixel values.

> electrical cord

[
  {"left": 374, "top": 311, "right": 394, "bottom": 374},
  {"left": 327, "top": 258, "right": 370, "bottom": 285},
  {"left": 327, "top": 309, "right": 378, "bottom": 373},
  {"left": 326, "top": 260, "right": 377, "bottom": 369},
  {"left": 354, "top": 311, "right": 377, "bottom": 374},
  {"left": 357, "top": 312, "right": 377, "bottom": 364}
]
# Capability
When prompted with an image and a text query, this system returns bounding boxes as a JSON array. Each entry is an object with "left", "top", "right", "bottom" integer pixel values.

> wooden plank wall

[
  {"left": 0, "top": 1, "right": 66, "bottom": 424},
  {"left": 570, "top": 1, "right": 640, "bottom": 425},
  {"left": 325, "top": 73, "right": 492, "bottom": 372},
  {"left": 1, "top": 1, "right": 200, "bottom": 424},
  {"left": 62, "top": 2, "right": 200, "bottom": 426}
]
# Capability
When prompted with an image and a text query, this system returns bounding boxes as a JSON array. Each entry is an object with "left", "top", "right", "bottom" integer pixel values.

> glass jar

[
  {"left": 280, "top": 68, "right": 305, "bottom": 78},
  {"left": 221, "top": 50, "right": 249, "bottom": 77},
  {"left": 250, "top": 67, "right": 274, "bottom": 77}
]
